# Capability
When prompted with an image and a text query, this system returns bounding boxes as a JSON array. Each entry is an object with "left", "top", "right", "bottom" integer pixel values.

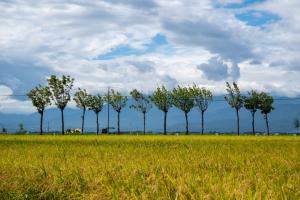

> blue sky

[{"left": 0, "top": 0, "right": 300, "bottom": 114}]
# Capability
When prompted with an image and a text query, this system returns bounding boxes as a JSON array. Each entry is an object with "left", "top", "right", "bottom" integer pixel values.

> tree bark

[
  {"left": 236, "top": 108, "right": 240, "bottom": 136},
  {"left": 164, "top": 111, "right": 167, "bottom": 135},
  {"left": 61, "top": 109, "right": 64, "bottom": 135},
  {"left": 117, "top": 111, "right": 120, "bottom": 135},
  {"left": 143, "top": 112, "right": 146, "bottom": 135},
  {"left": 201, "top": 110, "right": 204, "bottom": 135},
  {"left": 185, "top": 112, "right": 189, "bottom": 135},
  {"left": 265, "top": 113, "right": 270, "bottom": 136},
  {"left": 81, "top": 107, "right": 86, "bottom": 134},
  {"left": 96, "top": 112, "right": 99, "bottom": 135},
  {"left": 252, "top": 111, "right": 255, "bottom": 135},
  {"left": 40, "top": 111, "right": 44, "bottom": 135}
]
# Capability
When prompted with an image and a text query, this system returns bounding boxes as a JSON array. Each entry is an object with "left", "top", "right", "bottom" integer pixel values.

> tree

[
  {"left": 18, "top": 123, "right": 26, "bottom": 133},
  {"left": 109, "top": 89, "right": 127, "bottom": 135},
  {"left": 171, "top": 86, "right": 194, "bottom": 135},
  {"left": 130, "top": 89, "right": 152, "bottom": 134},
  {"left": 27, "top": 85, "right": 52, "bottom": 135},
  {"left": 73, "top": 88, "right": 89, "bottom": 134},
  {"left": 294, "top": 118, "right": 300, "bottom": 135},
  {"left": 190, "top": 84, "right": 213, "bottom": 135},
  {"left": 2, "top": 128, "right": 6, "bottom": 133},
  {"left": 86, "top": 94, "right": 104, "bottom": 135},
  {"left": 150, "top": 86, "right": 172, "bottom": 135},
  {"left": 244, "top": 90, "right": 261, "bottom": 135},
  {"left": 258, "top": 92, "right": 274, "bottom": 135},
  {"left": 224, "top": 82, "right": 244, "bottom": 136},
  {"left": 47, "top": 75, "right": 74, "bottom": 135}
]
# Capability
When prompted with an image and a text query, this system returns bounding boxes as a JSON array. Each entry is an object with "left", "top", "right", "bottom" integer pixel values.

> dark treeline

[{"left": 27, "top": 75, "right": 275, "bottom": 135}]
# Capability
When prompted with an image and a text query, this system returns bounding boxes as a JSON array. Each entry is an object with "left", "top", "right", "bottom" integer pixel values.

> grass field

[{"left": 0, "top": 135, "right": 299, "bottom": 199}]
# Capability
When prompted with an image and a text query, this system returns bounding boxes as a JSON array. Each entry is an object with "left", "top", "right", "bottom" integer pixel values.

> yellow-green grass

[{"left": 0, "top": 135, "right": 299, "bottom": 199}]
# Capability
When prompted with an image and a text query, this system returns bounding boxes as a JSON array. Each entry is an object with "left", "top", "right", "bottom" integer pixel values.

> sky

[{"left": 0, "top": 0, "right": 300, "bottom": 114}]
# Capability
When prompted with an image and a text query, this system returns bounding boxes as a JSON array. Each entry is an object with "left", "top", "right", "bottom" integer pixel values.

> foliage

[
  {"left": 190, "top": 84, "right": 213, "bottom": 134},
  {"left": 294, "top": 118, "right": 300, "bottom": 134},
  {"left": 258, "top": 92, "right": 274, "bottom": 135},
  {"left": 171, "top": 85, "right": 194, "bottom": 114},
  {"left": 86, "top": 95, "right": 104, "bottom": 114},
  {"left": 190, "top": 84, "right": 213, "bottom": 112},
  {"left": 73, "top": 88, "right": 90, "bottom": 133},
  {"left": 73, "top": 88, "right": 89, "bottom": 110},
  {"left": 224, "top": 82, "right": 244, "bottom": 110},
  {"left": 258, "top": 92, "right": 274, "bottom": 115},
  {"left": 47, "top": 75, "right": 74, "bottom": 110},
  {"left": 27, "top": 85, "right": 52, "bottom": 114},
  {"left": 224, "top": 82, "right": 244, "bottom": 135},
  {"left": 150, "top": 86, "right": 172, "bottom": 113},
  {"left": 150, "top": 86, "right": 173, "bottom": 135},
  {"left": 109, "top": 89, "right": 127, "bottom": 113},
  {"left": 244, "top": 90, "right": 262, "bottom": 135},
  {"left": 86, "top": 94, "right": 104, "bottom": 135},
  {"left": 244, "top": 90, "right": 261, "bottom": 114},
  {"left": 17, "top": 123, "right": 26, "bottom": 134},
  {"left": 171, "top": 85, "right": 194, "bottom": 134},
  {"left": 294, "top": 118, "right": 300, "bottom": 129},
  {"left": 0, "top": 135, "right": 299, "bottom": 199},
  {"left": 130, "top": 89, "right": 152, "bottom": 114}
]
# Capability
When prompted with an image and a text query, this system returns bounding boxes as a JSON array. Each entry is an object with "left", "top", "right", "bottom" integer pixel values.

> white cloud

[
  {"left": 0, "top": 85, "right": 34, "bottom": 114},
  {"left": 0, "top": 0, "right": 300, "bottom": 114}
]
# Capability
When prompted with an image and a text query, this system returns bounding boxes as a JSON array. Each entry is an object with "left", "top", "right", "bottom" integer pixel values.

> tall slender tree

[
  {"left": 150, "top": 86, "right": 172, "bottom": 135},
  {"left": 244, "top": 90, "right": 261, "bottom": 135},
  {"left": 27, "top": 85, "right": 52, "bottom": 135},
  {"left": 86, "top": 94, "right": 104, "bottom": 135},
  {"left": 109, "top": 89, "right": 127, "bottom": 135},
  {"left": 258, "top": 92, "right": 274, "bottom": 135},
  {"left": 224, "top": 82, "right": 244, "bottom": 136},
  {"left": 130, "top": 89, "right": 152, "bottom": 134},
  {"left": 190, "top": 84, "right": 213, "bottom": 135},
  {"left": 171, "top": 86, "right": 194, "bottom": 135},
  {"left": 47, "top": 75, "right": 74, "bottom": 135},
  {"left": 73, "top": 88, "right": 89, "bottom": 134}
]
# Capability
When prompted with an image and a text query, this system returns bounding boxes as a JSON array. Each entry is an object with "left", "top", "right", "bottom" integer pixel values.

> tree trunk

[
  {"left": 164, "top": 111, "right": 167, "bottom": 135},
  {"left": 40, "top": 111, "right": 44, "bottom": 135},
  {"left": 252, "top": 111, "right": 255, "bottom": 135},
  {"left": 61, "top": 109, "right": 64, "bottom": 135},
  {"left": 201, "top": 110, "right": 204, "bottom": 135},
  {"left": 185, "top": 112, "right": 189, "bottom": 135},
  {"left": 117, "top": 111, "right": 120, "bottom": 135},
  {"left": 143, "top": 112, "right": 146, "bottom": 135},
  {"left": 236, "top": 108, "right": 240, "bottom": 136},
  {"left": 265, "top": 113, "right": 270, "bottom": 136},
  {"left": 96, "top": 112, "right": 99, "bottom": 135},
  {"left": 81, "top": 107, "right": 86, "bottom": 134}
]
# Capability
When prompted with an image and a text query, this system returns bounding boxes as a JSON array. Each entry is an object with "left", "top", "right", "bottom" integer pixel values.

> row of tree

[{"left": 27, "top": 75, "right": 274, "bottom": 135}]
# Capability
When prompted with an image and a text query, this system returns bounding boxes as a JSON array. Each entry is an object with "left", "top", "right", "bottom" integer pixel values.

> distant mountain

[{"left": 1, "top": 97, "right": 299, "bottom": 134}]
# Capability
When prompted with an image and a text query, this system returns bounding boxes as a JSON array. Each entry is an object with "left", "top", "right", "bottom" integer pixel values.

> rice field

[{"left": 0, "top": 135, "right": 299, "bottom": 199}]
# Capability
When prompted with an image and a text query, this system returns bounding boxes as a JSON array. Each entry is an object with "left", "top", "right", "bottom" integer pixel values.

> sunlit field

[{"left": 0, "top": 135, "right": 299, "bottom": 199}]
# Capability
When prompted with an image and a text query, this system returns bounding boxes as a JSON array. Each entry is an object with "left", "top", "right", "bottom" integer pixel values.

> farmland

[{"left": 0, "top": 135, "right": 299, "bottom": 199}]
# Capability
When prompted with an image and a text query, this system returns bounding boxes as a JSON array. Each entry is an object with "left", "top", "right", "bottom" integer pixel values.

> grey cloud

[
  {"left": 159, "top": 74, "right": 178, "bottom": 89},
  {"left": 104, "top": 0, "right": 158, "bottom": 10},
  {"left": 126, "top": 60, "right": 154, "bottom": 73},
  {"left": 197, "top": 57, "right": 240, "bottom": 81},
  {"left": 0, "top": 60, "right": 53, "bottom": 100},
  {"left": 163, "top": 19, "right": 254, "bottom": 62},
  {"left": 229, "top": 62, "right": 240, "bottom": 80}
]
